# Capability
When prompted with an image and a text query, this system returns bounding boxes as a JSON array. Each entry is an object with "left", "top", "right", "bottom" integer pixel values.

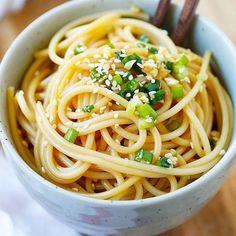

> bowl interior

[{"left": 0, "top": 0, "right": 236, "bottom": 204}]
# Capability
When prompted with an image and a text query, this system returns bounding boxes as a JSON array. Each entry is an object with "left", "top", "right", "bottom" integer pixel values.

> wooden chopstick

[
  {"left": 152, "top": 0, "right": 171, "bottom": 28},
  {"left": 172, "top": 0, "right": 200, "bottom": 45}
]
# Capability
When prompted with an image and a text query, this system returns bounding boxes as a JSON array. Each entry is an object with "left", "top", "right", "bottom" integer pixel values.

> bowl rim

[{"left": 1, "top": 0, "right": 236, "bottom": 207}]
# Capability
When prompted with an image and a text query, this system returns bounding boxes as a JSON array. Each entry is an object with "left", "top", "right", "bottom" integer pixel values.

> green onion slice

[
  {"left": 138, "top": 118, "right": 155, "bottom": 130},
  {"left": 112, "top": 75, "right": 123, "bottom": 85},
  {"left": 148, "top": 47, "right": 158, "bottom": 54},
  {"left": 144, "top": 80, "right": 160, "bottom": 92},
  {"left": 171, "top": 84, "right": 184, "bottom": 99},
  {"left": 156, "top": 157, "right": 171, "bottom": 168},
  {"left": 127, "top": 80, "right": 140, "bottom": 93},
  {"left": 135, "top": 149, "right": 153, "bottom": 164},
  {"left": 64, "top": 128, "right": 78, "bottom": 143},
  {"left": 82, "top": 105, "right": 95, "bottom": 113},
  {"left": 74, "top": 44, "right": 86, "bottom": 55},
  {"left": 150, "top": 89, "right": 165, "bottom": 106},
  {"left": 126, "top": 101, "right": 136, "bottom": 115},
  {"left": 139, "top": 35, "right": 151, "bottom": 44},
  {"left": 90, "top": 66, "right": 107, "bottom": 81},
  {"left": 136, "top": 104, "right": 157, "bottom": 121}
]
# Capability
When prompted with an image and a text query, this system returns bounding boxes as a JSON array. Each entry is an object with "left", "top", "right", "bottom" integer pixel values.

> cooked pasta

[{"left": 7, "top": 9, "right": 233, "bottom": 200}]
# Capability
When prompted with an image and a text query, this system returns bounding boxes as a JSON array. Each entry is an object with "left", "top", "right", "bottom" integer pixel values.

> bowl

[{"left": 0, "top": 0, "right": 236, "bottom": 235}]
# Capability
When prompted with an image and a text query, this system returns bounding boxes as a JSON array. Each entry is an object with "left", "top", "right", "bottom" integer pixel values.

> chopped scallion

[
  {"left": 148, "top": 47, "right": 158, "bottom": 54},
  {"left": 164, "top": 61, "right": 174, "bottom": 72},
  {"left": 171, "top": 84, "right": 184, "bottom": 99},
  {"left": 139, "top": 35, "right": 151, "bottom": 44},
  {"left": 123, "top": 72, "right": 132, "bottom": 82},
  {"left": 122, "top": 53, "right": 142, "bottom": 65},
  {"left": 136, "top": 104, "right": 157, "bottom": 121},
  {"left": 137, "top": 42, "right": 146, "bottom": 48},
  {"left": 138, "top": 118, "right": 155, "bottom": 130},
  {"left": 82, "top": 105, "right": 95, "bottom": 113},
  {"left": 90, "top": 66, "right": 107, "bottom": 81},
  {"left": 112, "top": 75, "right": 123, "bottom": 85},
  {"left": 107, "top": 42, "right": 115, "bottom": 48},
  {"left": 64, "top": 128, "right": 78, "bottom": 143},
  {"left": 127, "top": 79, "right": 140, "bottom": 93},
  {"left": 126, "top": 101, "right": 136, "bottom": 115},
  {"left": 177, "top": 55, "right": 189, "bottom": 66},
  {"left": 156, "top": 157, "right": 171, "bottom": 168},
  {"left": 118, "top": 88, "right": 128, "bottom": 99},
  {"left": 115, "top": 50, "right": 126, "bottom": 61},
  {"left": 135, "top": 149, "right": 153, "bottom": 164},
  {"left": 149, "top": 89, "right": 165, "bottom": 106},
  {"left": 144, "top": 80, "right": 160, "bottom": 92},
  {"left": 74, "top": 44, "right": 86, "bottom": 55}
]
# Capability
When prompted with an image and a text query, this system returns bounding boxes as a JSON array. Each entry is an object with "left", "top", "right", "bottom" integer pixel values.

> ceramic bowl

[{"left": 0, "top": 0, "right": 236, "bottom": 235}]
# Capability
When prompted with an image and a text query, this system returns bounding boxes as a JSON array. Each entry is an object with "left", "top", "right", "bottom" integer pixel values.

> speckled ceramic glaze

[{"left": 1, "top": 1, "right": 236, "bottom": 235}]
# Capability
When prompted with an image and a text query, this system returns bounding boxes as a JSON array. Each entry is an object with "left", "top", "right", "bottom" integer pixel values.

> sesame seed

[
  {"left": 93, "top": 88, "right": 98, "bottom": 93},
  {"left": 145, "top": 117, "right": 153, "bottom": 123},
  {"left": 134, "top": 89, "right": 139, "bottom": 94},
  {"left": 182, "top": 77, "right": 191, "bottom": 83},
  {"left": 105, "top": 79, "right": 111, "bottom": 87},
  {"left": 124, "top": 60, "right": 136, "bottom": 70},
  {"left": 76, "top": 108, "right": 81, "bottom": 112},
  {"left": 99, "top": 106, "right": 106, "bottom": 113},
  {"left": 219, "top": 149, "right": 226, "bottom": 155},
  {"left": 52, "top": 99, "right": 57, "bottom": 106},
  {"left": 137, "top": 63, "right": 144, "bottom": 68},
  {"left": 41, "top": 166, "right": 46, "bottom": 173},
  {"left": 52, "top": 124, "right": 57, "bottom": 129},
  {"left": 94, "top": 54, "right": 101, "bottom": 59},
  {"left": 112, "top": 81, "right": 117, "bottom": 87},
  {"left": 114, "top": 124, "right": 119, "bottom": 129},
  {"left": 22, "top": 140, "right": 28, "bottom": 147},
  {"left": 151, "top": 79, "right": 155, "bottom": 83},
  {"left": 111, "top": 64, "right": 116, "bottom": 71},
  {"left": 49, "top": 116, "right": 54, "bottom": 123},
  {"left": 126, "top": 93, "right": 131, "bottom": 98},
  {"left": 108, "top": 74, "right": 113, "bottom": 81},
  {"left": 115, "top": 139, "right": 120, "bottom": 144},
  {"left": 128, "top": 75, "right": 134, "bottom": 80},
  {"left": 115, "top": 101, "right": 120, "bottom": 105},
  {"left": 72, "top": 187, "right": 78, "bottom": 191},
  {"left": 43, "top": 141, "right": 48, "bottom": 147},
  {"left": 165, "top": 77, "right": 179, "bottom": 86},
  {"left": 91, "top": 113, "right": 98, "bottom": 118},
  {"left": 164, "top": 153, "right": 172, "bottom": 158},
  {"left": 114, "top": 113, "right": 119, "bottom": 119},
  {"left": 83, "top": 124, "right": 89, "bottom": 129},
  {"left": 114, "top": 58, "right": 121, "bottom": 63}
]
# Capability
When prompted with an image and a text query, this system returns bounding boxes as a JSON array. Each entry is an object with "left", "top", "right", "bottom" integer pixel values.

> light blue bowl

[{"left": 0, "top": 0, "right": 236, "bottom": 235}]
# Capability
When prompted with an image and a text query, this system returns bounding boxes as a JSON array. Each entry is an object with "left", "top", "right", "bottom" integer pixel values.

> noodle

[{"left": 7, "top": 9, "right": 233, "bottom": 200}]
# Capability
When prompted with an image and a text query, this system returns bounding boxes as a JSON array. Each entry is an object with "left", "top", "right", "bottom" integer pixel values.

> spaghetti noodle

[{"left": 7, "top": 9, "right": 233, "bottom": 200}]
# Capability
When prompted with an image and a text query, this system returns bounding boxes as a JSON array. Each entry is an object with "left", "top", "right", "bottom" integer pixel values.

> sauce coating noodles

[{"left": 7, "top": 10, "right": 233, "bottom": 200}]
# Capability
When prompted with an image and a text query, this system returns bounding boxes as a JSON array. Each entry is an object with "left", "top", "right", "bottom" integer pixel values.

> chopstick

[
  {"left": 152, "top": 0, "right": 200, "bottom": 46},
  {"left": 153, "top": 0, "right": 171, "bottom": 28},
  {"left": 172, "top": 0, "right": 200, "bottom": 45}
]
